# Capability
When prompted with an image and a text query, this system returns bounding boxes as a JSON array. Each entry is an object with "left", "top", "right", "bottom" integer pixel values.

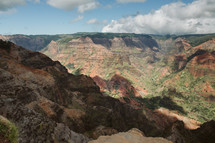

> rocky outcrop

[
  {"left": 91, "top": 126, "right": 118, "bottom": 139},
  {"left": 89, "top": 128, "right": 171, "bottom": 143},
  {"left": 164, "top": 120, "right": 215, "bottom": 143},
  {"left": 54, "top": 123, "right": 89, "bottom": 143},
  {"left": 190, "top": 120, "right": 215, "bottom": 143},
  {"left": 148, "top": 108, "right": 201, "bottom": 130},
  {"left": 93, "top": 74, "right": 143, "bottom": 108},
  {"left": 169, "top": 39, "right": 215, "bottom": 75},
  {"left": 187, "top": 50, "right": 215, "bottom": 77}
]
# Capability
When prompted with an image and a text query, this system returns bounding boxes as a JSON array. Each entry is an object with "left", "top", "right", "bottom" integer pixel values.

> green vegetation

[
  {"left": 14, "top": 34, "right": 62, "bottom": 51},
  {"left": 125, "top": 54, "right": 215, "bottom": 123},
  {"left": 211, "top": 82, "right": 215, "bottom": 90},
  {"left": 28, "top": 34, "right": 61, "bottom": 46},
  {"left": 66, "top": 63, "right": 75, "bottom": 69},
  {"left": 73, "top": 68, "right": 82, "bottom": 75},
  {"left": 166, "top": 91, "right": 215, "bottom": 123},
  {"left": 49, "top": 32, "right": 153, "bottom": 45},
  {"left": 0, "top": 116, "right": 18, "bottom": 143},
  {"left": 82, "top": 32, "right": 151, "bottom": 39},
  {"left": 137, "top": 96, "right": 186, "bottom": 114},
  {"left": 177, "top": 34, "right": 215, "bottom": 47},
  {"left": 151, "top": 34, "right": 175, "bottom": 41},
  {"left": 152, "top": 33, "right": 215, "bottom": 47},
  {"left": 103, "top": 91, "right": 121, "bottom": 98},
  {"left": 157, "top": 69, "right": 215, "bottom": 122},
  {"left": 57, "top": 35, "right": 74, "bottom": 44}
]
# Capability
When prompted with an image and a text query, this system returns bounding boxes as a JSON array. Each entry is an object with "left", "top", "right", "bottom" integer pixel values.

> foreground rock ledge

[{"left": 90, "top": 128, "right": 172, "bottom": 143}]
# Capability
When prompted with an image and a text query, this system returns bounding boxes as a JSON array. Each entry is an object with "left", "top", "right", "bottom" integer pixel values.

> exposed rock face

[
  {"left": 165, "top": 39, "right": 215, "bottom": 98},
  {"left": 165, "top": 120, "right": 215, "bottom": 143},
  {"left": 89, "top": 128, "right": 171, "bottom": 143},
  {"left": 93, "top": 74, "right": 143, "bottom": 108},
  {"left": 54, "top": 123, "right": 89, "bottom": 143},
  {"left": 42, "top": 36, "right": 114, "bottom": 77},
  {"left": 42, "top": 35, "right": 159, "bottom": 98},
  {"left": 169, "top": 39, "right": 215, "bottom": 75},
  {"left": 142, "top": 107, "right": 201, "bottom": 131},
  {"left": 91, "top": 126, "right": 118, "bottom": 139},
  {"left": 190, "top": 120, "right": 215, "bottom": 143},
  {"left": 187, "top": 50, "right": 215, "bottom": 77}
]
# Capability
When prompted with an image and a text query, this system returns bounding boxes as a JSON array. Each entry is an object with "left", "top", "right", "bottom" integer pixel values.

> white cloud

[
  {"left": 86, "top": 18, "right": 97, "bottom": 24},
  {"left": 116, "top": 0, "right": 146, "bottom": 3},
  {"left": 0, "top": 9, "right": 17, "bottom": 14},
  {"left": 32, "top": 0, "right": 40, "bottom": 3},
  {"left": 86, "top": 18, "right": 107, "bottom": 25},
  {"left": 47, "top": 0, "right": 99, "bottom": 13},
  {"left": 0, "top": 0, "right": 40, "bottom": 14},
  {"left": 70, "top": 15, "right": 83, "bottom": 23},
  {"left": 78, "top": 1, "right": 99, "bottom": 13},
  {"left": 0, "top": 0, "right": 25, "bottom": 11},
  {"left": 102, "top": 0, "right": 215, "bottom": 34}
]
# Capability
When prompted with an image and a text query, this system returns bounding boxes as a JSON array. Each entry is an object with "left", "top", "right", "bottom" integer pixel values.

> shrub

[{"left": 0, "top": 116, "right": 18, "bottom": 143}]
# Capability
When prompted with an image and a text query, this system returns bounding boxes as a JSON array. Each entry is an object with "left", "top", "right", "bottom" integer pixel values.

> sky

[{"left": 0, "top": 0, "right": 215, "bottom": 35}]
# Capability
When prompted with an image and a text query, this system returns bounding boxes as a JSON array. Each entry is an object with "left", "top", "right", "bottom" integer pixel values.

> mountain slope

[
  {"left": 1, "top": 37, "right": 215, "bottom": 143},
  {"left": 40, "top": 33, "right": 215, "bottom": 124},
  {"left": 0, "top": 39, "right": 164, "bottom": 142},
  {"left": 3, "top": 33, "right": 214, "bottom": 123}
]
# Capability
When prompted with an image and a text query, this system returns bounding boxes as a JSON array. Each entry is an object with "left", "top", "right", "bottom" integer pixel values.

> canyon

[{"left": 0, "top": 33, "right": 215, "bottom": 143}]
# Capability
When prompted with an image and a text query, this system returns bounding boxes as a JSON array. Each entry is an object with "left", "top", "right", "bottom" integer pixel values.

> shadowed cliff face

[
  {"left": 93, "top": 75, "right": 142, "bottom": 108},
  {"left": 91, "top": 36, "right": 159, "bottom": 51}
]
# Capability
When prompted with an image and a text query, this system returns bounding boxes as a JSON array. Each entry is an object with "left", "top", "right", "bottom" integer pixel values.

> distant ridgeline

[{"left": 1, "top": 33, "right": 215, "bottom": 50}]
